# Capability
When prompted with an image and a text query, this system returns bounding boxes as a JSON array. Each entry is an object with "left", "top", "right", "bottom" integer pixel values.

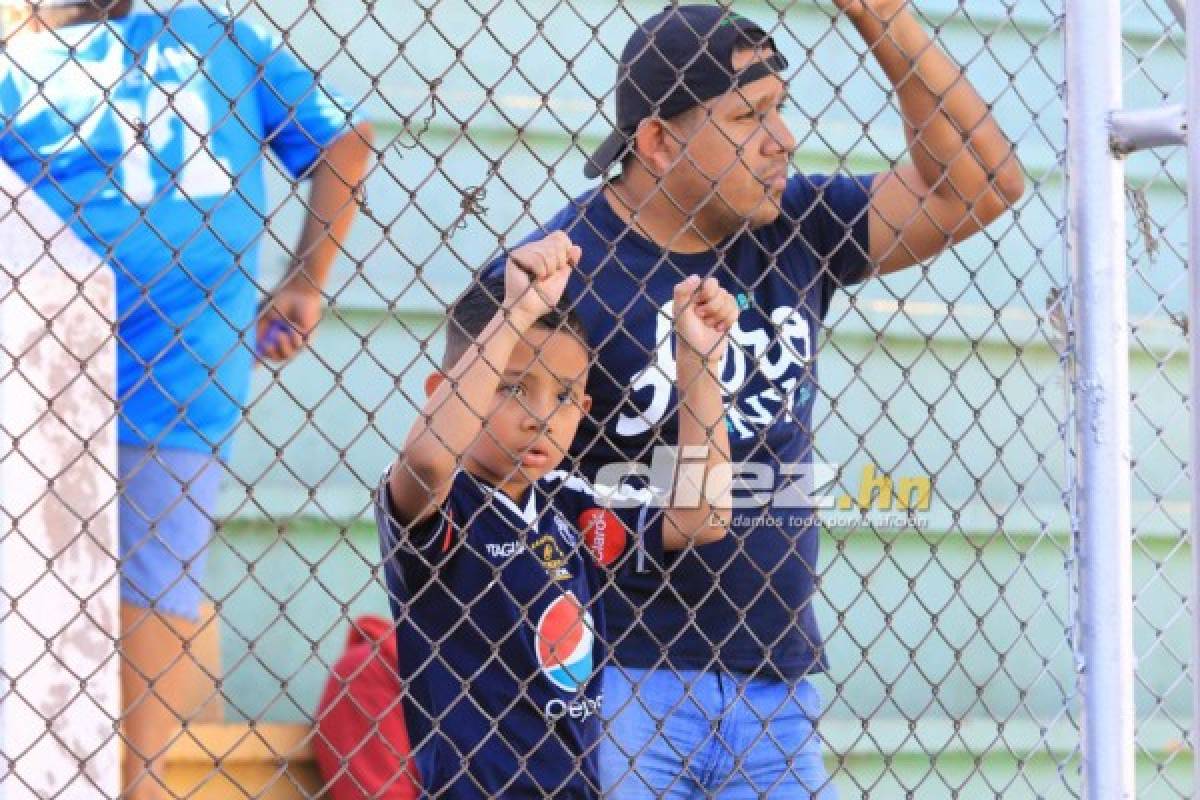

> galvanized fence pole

[
  {"left": 1188, "top": 0, "right": 1200, "bottom": 794},
  {"left": 1065, "top": 0, "right": 1136, "bottom": 796}
]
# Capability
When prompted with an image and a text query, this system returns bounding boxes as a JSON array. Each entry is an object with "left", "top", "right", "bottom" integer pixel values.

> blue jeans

[{"left": 598, "top": 666, "right": 836, "bottom": 799}]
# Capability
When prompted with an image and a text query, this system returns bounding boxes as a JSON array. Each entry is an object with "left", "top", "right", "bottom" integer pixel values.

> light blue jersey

[{"left": 0, "top": 6, "right": 355, "bottom": 453}]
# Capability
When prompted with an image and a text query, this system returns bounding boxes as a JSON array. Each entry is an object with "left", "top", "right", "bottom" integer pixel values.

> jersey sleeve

[
  {"left": 0, "top": 70, "right": 22, "bottom": 168},
  {"left": 375, "top": 467, "right": 461, "bottom": 596},
  {"left": 781, "top": 172, "right": 874, "bottom": 318},
  {"left": 232, "top": 18, "right": 359, "bottom": 178},
  {"left": 541, "top": 470, "right": 667, "bottom": 573}
]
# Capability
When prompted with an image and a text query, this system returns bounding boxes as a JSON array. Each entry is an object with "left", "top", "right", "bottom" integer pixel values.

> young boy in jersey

[
  {"left": 376, "top": 230, "right": 738, "bottom": 798},
  {"left": 0, "top": 2, "right": 371, "bottom": 798}
]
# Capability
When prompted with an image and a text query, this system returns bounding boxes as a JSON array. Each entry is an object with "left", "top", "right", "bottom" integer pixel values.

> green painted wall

[{"left": 204, "top": 1, "right": 1192, "bottom": 794}]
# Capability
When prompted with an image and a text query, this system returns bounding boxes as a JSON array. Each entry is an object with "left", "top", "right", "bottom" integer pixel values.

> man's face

[
  {"left": 662, "top": 48, "right": 797, "bottom": 235},
  {"left": 464, "top": 326, "right": 592, "bottom": 496}
]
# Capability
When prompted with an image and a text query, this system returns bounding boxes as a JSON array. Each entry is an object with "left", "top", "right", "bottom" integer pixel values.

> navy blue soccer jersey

[
  {"left": 484, "top": 173, "right": 873, "bottom": 680},
  {"left": 376, "top": 468, "right": 664, "bottom": 799}
]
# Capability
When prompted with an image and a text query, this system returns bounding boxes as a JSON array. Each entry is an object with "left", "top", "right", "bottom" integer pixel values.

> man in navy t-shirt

[
  {"left": 485, "top": 3, "right": 1025, "bottom": 797},
  {"left": 379, "top": 233, "right": 739, "bottom": 797}
]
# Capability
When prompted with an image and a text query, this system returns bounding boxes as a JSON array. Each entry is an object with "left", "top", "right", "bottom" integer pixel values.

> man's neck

[{"left": 603, "top": 174, "right": 726, "bottom": 255}]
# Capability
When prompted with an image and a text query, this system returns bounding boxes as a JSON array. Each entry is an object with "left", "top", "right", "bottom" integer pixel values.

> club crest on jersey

[
  {"left": 530, "top": 533, "right": 572, "bottom": 581},
  {"left": 536, "top": 592, "right": 594, "bottom": 692}
]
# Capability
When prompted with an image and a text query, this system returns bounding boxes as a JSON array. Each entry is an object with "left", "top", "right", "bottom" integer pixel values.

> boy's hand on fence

[
  {"left": 673, "top": 276, "right": 737, "bottom": 366},
  {"left": 257, "top": 278, "right": 324, "bottom": 362},
  {"left": 504, "top": 231, "right": 580, "bottom": 327}
]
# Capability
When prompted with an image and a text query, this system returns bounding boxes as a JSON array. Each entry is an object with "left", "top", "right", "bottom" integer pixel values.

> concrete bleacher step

[
  {"left": 163, "top": 721, "right": 322, "bottom": 799},
  {"left": 157, "top": 602, "right": 324, "bottom": 799}
]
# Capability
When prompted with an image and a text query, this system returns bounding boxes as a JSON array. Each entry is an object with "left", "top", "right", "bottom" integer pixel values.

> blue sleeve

[
  {"left": 0, "top": 72, "right": 19, "bottom": 163},
  {"left": 782, "top": 172, "right": 874, "bottom": 317},
  {"left": 233, "top": 19, "right": 357, "bottom": 178},
  {"left": 0, "top": 69, "right": 18, "bottom": 123}
]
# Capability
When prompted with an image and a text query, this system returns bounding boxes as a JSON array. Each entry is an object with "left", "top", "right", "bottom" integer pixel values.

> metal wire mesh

[
  {"left": 1119, "top": 1, "right": 1193, "bottom": 796},
  {"left": 0, "top": 0, "right": 1191, "bottom": 798}
]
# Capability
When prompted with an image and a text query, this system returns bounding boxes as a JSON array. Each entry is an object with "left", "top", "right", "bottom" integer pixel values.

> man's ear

[
  {"left": 579, "top": 394, "right": 593, "bottom": 416},
  {"left": 631, "top": 118, "right": 677, "bottom": 175},
  {"left": 424, "top": 372, "right": 445, "bottom": 397}
]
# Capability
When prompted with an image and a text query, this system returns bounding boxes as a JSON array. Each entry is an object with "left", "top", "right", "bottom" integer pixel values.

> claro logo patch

[{"left": 577, "top": 508, "right": 628, "bottom": 567}]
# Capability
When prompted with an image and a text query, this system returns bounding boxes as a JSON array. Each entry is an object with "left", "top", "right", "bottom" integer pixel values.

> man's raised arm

[{"left": 839, "top": 0, "right": 1026, "bottom": 274}]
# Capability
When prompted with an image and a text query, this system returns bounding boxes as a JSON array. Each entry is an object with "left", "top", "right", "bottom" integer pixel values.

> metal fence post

[
  {"left": 1065, "top": 0, "right": 1136, "bottom": 796},
  {"left": 1187, "top": 1, "right": 1200, "bottom": 795}
]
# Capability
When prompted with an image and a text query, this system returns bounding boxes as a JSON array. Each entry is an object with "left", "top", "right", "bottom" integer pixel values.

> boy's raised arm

[
  {"left": 387, "top": 232, "right": 580, "bottom": 527},
  {"left": 662, "top": 276, "right": 738, "bottom": 549}
]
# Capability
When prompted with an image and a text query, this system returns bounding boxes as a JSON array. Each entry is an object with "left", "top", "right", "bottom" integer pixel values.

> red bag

[{"left": 313, "top": 614, "right": 420, "bottom": 800}]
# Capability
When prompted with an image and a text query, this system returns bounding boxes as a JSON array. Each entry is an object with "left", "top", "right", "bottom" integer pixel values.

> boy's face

[{"left": 465, "top": 326, "right": 591, "bottom": 496}]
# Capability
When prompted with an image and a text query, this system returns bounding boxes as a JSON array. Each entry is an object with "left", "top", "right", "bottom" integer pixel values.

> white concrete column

[{"left": 0, "top": 160, "right": 119, "bottom": 798}]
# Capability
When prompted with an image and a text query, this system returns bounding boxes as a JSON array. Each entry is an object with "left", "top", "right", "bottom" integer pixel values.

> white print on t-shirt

[
  {"left": 74, "top": 45, "right": 235, "bottom": 205},
  {"left": 615, "top": 299, "right": 813, "bottom": 440}
]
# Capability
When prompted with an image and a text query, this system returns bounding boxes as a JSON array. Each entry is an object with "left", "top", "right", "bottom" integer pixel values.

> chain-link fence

[
  {"left": 0, "top": 0, "right": 1192, "bottom": 798},
  {"left": 1120, "top": 0, "right": 1192, "bottom": 795}
]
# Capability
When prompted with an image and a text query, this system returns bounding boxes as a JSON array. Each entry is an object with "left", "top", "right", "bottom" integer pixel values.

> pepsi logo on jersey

[{"left": 536, "top": 592, "right": 594, "bottom": 693}]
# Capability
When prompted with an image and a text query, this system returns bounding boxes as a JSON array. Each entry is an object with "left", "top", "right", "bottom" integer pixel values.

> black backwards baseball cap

[{"left": 584, "top": 4, "right": 789, "bottom": 179}]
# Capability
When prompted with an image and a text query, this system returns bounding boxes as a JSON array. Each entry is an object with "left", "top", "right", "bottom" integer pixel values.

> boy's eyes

[{"left": 500, "top": 383, "right": 577, "bottom": 406}]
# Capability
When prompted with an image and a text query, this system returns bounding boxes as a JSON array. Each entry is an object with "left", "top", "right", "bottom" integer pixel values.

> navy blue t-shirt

[
  {"left": 485, "top": 173, "right": 872, "bottom": 679},
  {"left": 377, "top": 468, "right": 664, "bottom": 799}
]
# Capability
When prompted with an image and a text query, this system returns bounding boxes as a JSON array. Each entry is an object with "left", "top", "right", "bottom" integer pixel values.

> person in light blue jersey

[{"left": 0, "top": 2, "right": 373, "bottom": 797}]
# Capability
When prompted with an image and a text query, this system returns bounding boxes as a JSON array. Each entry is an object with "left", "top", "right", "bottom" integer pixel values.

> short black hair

[{"left": 442, "top": 273, "right": 587, "bottom": 369}]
